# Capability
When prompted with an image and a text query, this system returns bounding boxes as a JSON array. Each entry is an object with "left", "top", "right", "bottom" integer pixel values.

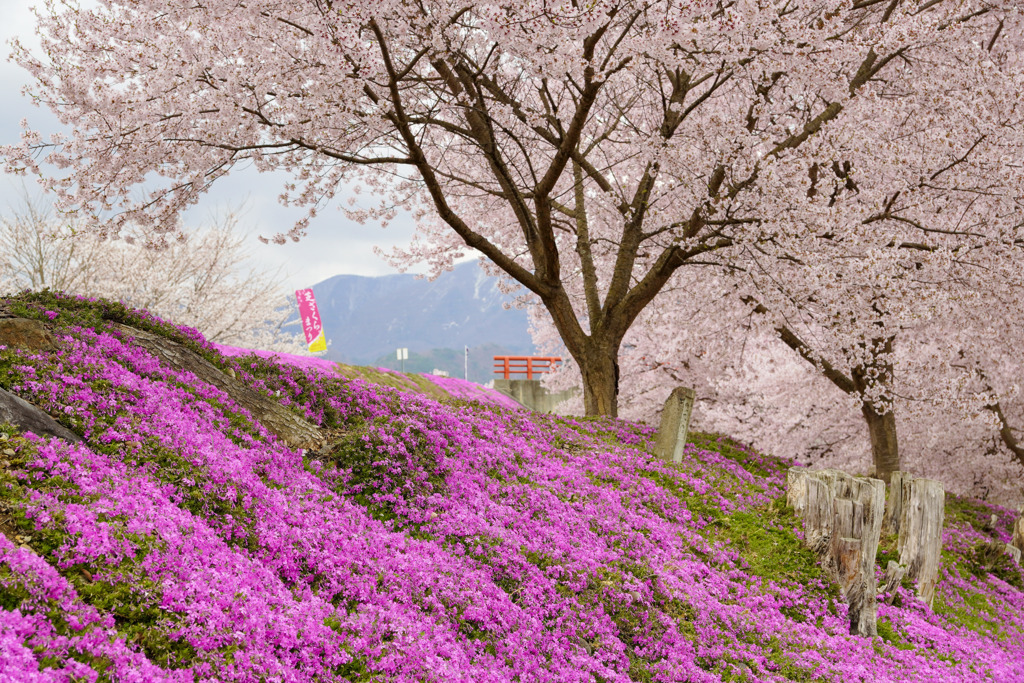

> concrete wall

[{"left": 493, "top": 379, "right": 577, "bottom": 414}]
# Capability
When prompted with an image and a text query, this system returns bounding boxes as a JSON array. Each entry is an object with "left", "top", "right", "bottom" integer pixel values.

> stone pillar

[
  {"left": 787, "top": 468, "right": 884, "bottom": 637},
  {"left": 882, "top": 472, "right": 945, "bottom": 608},
  {"left": 654, "top": 387, "right": 695, "bottom": 464}
]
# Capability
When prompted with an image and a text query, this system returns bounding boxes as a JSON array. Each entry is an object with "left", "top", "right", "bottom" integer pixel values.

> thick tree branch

[
  {"left": 368, "top": 20, "right": 543, "bottom": 295},
  {"left": 985, "top": 401, "right": 1024, "bottom": 469}
]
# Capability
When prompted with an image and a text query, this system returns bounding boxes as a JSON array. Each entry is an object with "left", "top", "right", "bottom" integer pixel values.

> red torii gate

[{"left": 493, "top": 356, "right": 562, "bottom": 380}]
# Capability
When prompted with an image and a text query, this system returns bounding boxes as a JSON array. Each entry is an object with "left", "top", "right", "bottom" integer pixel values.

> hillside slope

[
  {"left": 0, "top": 291, "right": 1022, "bottom": 682},
  {"left": 212, "top": 343, "right": 524, "bottom": 410}
]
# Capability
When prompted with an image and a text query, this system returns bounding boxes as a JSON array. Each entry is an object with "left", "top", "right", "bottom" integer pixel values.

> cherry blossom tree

[
  {"left": 701, "top": 332, "right": 1024, "bottom": 505},
  {"left": 0, "top": 196, "right": 303, "bottom": 351},
  {"left": 4, "top": 0, "right": 1022, "bottom": 416},
  {"left": 0, "top": 192, "right": 111, "bottom": 295},
  {"left": 530, "top": 243, "right": 1024, "bottom": 489}
]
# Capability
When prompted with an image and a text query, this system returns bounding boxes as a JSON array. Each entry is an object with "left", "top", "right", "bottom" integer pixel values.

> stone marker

[
  {"left": 0, "top": 318, "right": 57, "bottom": 352},
  {"left": 882, "top": 472, "right": 945, "bottom": 608},
  {"left": 654, "top": 387, "right": 695, "bottom": 464},
  {"left": 787, "top": 468, "right": 885, "bottom": 637}
]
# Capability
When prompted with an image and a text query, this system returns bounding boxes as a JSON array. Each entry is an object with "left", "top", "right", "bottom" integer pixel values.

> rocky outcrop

[
  {"left": 0, "top": 387, "right": 82, "bottom": 443},
  {"left": 111, "top": 324, "right": 323, "bottom": 449},
  {"left": 0, "top": 318, "right": 57, "bottom": 353}
]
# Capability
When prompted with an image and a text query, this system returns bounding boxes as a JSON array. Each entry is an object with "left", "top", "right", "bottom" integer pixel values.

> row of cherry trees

[
  {"left": 534, "top": 252, "right": 1024, "bottom": 502},
  {"left": 3, "top": 1, "right": 1023, "bottom": 488}
]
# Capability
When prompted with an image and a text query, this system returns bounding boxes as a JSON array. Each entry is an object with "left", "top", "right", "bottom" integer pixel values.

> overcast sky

[{"left": 0, "top": 0, "right": 436, "bottom": 290}]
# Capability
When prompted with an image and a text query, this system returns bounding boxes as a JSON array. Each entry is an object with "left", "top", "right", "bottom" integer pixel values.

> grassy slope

[
  {"left": 332, "top": 363, "right": 452, "bottom": 401},
  {"left": 0, "top": 290, "right": 1022, "bottom": 682}
]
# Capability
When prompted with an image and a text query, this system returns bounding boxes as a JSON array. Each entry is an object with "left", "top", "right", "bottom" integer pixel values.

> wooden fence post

[
  {"left": 881, "top": 470, "right": 906, "bottom": 537},
  {"left": 880, "top": 472, "right": 945, "bottom": 608},
  {"left": 787, "top": 468, "right": 884, "bottom": 637}
]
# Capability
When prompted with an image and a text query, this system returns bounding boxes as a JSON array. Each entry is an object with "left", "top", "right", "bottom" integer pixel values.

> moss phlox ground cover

[{"left": 0, "top": 292, "right": 1022, "bottom": 681}]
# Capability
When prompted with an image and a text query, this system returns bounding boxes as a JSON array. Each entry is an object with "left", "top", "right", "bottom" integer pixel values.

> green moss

[
  {"left": 687, "top": 432, "right": 787, "bottom": 480},
  {"left": 875, "top": 530, "right": 898, "bottom": 567},
  {"left": 329, "top": 654, "right": 386, "bottom": 682},
  {"left": 0, "top": 565, "right": 33, "bottom": 612},
  {"left": 933, "top": 586, "right": 1019, "bottom": 641},
  {"left": 4, "top": 290, "right": 223, "bottom": 366},
  {"left": 943, "top": 493, "right": 1004, "bottom": 536},
  {"left": 635, "top": 467, "right": 722, "bottom": 521},
  {"left": 0, "top": 348, "right": 27, "bottom": 393},
  {"left": 712, "top": 498, "right": 838, "bottom": 598},
  {"left": 640, "top": 454, "right": 829, "bottom": 597},
  {"left": 586, "top": 471, "right": 623, "bottom": 490},
  {"left": 875, "top": 617, "right": 916, "bottom": 651},
  {"left": 964, "top": 541, "right": 1024, "bottom": 589},
  {"left": 332, "top": 363, "right": 451, "bottom": 402},
  {"left": 625, "top": 652, "right": 654, "bottom": 682}
]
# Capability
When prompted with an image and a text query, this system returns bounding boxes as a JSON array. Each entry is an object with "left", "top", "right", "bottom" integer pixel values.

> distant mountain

[{"left": 298, "top": 262, "right": 536, "bottom": 372}]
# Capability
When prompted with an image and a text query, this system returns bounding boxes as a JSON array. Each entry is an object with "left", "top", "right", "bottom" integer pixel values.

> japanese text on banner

[{"left": 295, "top": 289, "right": 327, "bottom": 353}]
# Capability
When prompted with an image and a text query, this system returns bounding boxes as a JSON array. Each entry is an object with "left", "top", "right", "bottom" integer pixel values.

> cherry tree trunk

[
  {"left": 860, "top": 403, "right": 900, "bottom": 483},
  {"left": 578, "top": 344, "right": 620, "bottom": 418}
]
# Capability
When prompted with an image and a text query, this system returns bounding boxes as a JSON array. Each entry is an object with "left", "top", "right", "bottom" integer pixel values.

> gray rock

[{"left": 0, "top": 387, "right": 82, "bottom": 443}]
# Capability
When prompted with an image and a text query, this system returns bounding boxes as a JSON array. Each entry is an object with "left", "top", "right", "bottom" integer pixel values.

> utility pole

[{"left": 464, "top": 345, "right": 469, "bottom": 381}]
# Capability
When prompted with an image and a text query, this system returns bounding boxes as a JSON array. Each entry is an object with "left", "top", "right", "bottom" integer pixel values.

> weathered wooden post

[
  {"left": 1006, "top": 544, "right": 1022, "bottom": 565},
  {"left": 880, "top": 472, "right": 945, "bottom": 608},
  {"left": 834, "top": 472, "right": 885, "bottom": 637},
  {"left": 787, "top": 469, "right": 836, "bottom": 556},
  {"left": 1013, "top": 515, "right": 1024, "bottom": 555},
  {"left": 881, "top": 470, "right": 907, "bottom": 536},
  {"left": 898, "top": 477, "right": 944, "bottom": 607},
  {"left": 787, "top": 468, "right": 884, "bottom": 637},
  {"left": 654, "top": 387, "right": 695, "bottom": 464}
]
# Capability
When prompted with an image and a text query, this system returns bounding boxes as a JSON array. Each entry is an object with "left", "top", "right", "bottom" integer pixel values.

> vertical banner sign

[{"left": 295, "top": 289, "right": 327, "bottom": 353}]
